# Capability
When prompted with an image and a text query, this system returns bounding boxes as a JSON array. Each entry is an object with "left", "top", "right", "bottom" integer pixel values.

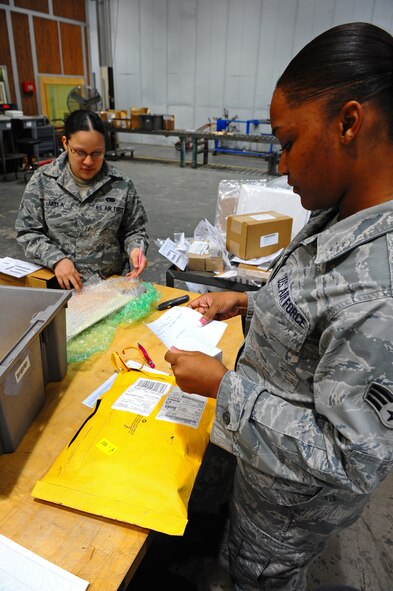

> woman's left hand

[
  {"left": 127, "top": 247, "right": 147, "bottom": 278},
  {"left": 164, "top": 347, "right": 228, "bottom": 398}
]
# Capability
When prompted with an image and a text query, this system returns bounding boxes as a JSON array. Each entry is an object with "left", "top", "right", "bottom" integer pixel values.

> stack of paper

[
  {"left": 0, "top": 257, "right": 42, "bottom": 278},
  {"left": 146, "top": 306, "right": 227, "bottom": 359}
]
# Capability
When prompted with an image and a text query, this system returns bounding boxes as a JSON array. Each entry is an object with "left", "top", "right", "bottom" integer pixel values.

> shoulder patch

[{"left": 364, "top": 382, "right": 393, "bottom": 429}]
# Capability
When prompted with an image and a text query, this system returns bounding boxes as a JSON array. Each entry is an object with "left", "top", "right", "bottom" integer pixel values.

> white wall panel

[
  {"left": 87, "top": 0, "right": 393, "bottom": 144},
  {"left": 112, "top": 0, "right": 141, "bottom": 107},
  {"left": 372, "top": 0, "right": 393, "bottom": 30},
  {"left": 139, "top": 0, "right": 168, "bottom": 113},
  {"left": 194, "top": 0, "right": 228, "bottom": 123}
]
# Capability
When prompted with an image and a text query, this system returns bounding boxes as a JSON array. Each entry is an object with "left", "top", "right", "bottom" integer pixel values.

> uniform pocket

[{"left": 249, "top": 278, "right": 309, "bottom": 392}]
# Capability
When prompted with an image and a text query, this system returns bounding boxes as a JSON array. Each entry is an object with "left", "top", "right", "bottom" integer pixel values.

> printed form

[
  {"left": 145, "top": 305, "right": 227, "bottom": 359},
  {"left": 112, "top": 380, "right": 207, "bottom": 429}
]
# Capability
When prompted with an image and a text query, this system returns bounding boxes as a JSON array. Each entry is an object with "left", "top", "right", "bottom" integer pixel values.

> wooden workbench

[
  {"left": 0, "top": 284, "right": 243, "bottom": 590},
  {"left": 0, "top": 267, "right": 58, "bottom": 289}
]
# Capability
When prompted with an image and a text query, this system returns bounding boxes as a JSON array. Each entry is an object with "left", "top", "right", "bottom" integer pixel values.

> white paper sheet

[
  {"left": 145, "top": 306, "right": 227, "bottom": 359},
  {"left": 158, "top": 238, "right": 188, "bottom": 270},
  {"left": 0, "top": 534, "right": 89, "bottom": 591},
  {"left": 112, "top": 377, "right": 171, "bottom": 416},
  {"left": 82, "top": 361, "right": 170, "bottom": 408},
  {"left": 0, "top": 257, "right": 42, "bottom": 278},
  {"left": 156, "top": 386, "right": 207, "bottom": 429}
]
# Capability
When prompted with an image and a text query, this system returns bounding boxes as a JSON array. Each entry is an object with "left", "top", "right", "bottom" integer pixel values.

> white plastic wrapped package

[
  {"left": 214, "top": 178, "right": 310, "bottom": 240},
  {"left": 193, "top": 219, "right": 232, "bottom": 269},
  {"left": 214, "top": 179, "right": 266, "bottom": 235},
  {"left": 236, "top": 184, "right": 310, "bottom": 239}
]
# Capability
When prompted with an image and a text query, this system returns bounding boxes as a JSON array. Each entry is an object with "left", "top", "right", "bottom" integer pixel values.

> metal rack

[
  {"left": 166, "top": 265, "right": 262, "bottom": 292},
  {"left": 213, "top": 118, "right": 276, "bottom": 159}
]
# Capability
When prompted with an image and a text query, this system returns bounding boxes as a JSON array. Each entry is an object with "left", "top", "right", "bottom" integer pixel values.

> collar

[{"left": 302, "top": 202, "right": 393, "bottom": 264}]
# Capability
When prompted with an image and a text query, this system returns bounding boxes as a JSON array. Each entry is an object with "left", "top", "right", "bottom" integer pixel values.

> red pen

[{"left": 137, "top": 342, "right": 155, "bottom": 368}]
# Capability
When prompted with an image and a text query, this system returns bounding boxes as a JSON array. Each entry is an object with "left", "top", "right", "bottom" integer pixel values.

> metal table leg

[
  {"left": 192, "top": 137, "right": 198, "bottom": 168},
  {"left": 180, "top": 137, "right": 186, "bottom": 167},
  {"left": 203, "top": 139, "right": 209, "bottom": 165}
]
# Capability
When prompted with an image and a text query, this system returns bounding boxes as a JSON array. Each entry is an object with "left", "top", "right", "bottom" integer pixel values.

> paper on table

[
  {"left": 145, "top": 306, "right": 227, "bottom": 359},
  {"left": 82, "top": 360, "right": 170, "bottom": 408},
  {"left": 0, "top": 257, "right": 42, "bottom": 278},
  {"left": 0, "top": 533, "right": 89, "bottom": 591}
]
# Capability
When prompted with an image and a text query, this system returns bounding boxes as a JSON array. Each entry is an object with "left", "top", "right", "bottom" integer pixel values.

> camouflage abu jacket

[
  {"left": 211, "top": 202, "right": 393, "bottom": 497},
  {"left": 15, "top": 152, "right": 148, "bottom": 280}
]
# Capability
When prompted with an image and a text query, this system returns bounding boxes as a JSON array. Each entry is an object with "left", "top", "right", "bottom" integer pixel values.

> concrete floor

[{"left": 1, "top": 143, "right": 392, "bottom": 591}]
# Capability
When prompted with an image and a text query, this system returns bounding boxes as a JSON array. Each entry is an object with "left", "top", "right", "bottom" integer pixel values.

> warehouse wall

[
  {"left": 88, "top": 0, "right": 393, "bottom": 145},
  {"left": 0, "top": 0, "right": 89, "bottom": 117}
]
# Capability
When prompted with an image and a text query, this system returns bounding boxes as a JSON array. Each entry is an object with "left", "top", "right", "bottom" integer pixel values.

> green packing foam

[{"left": 67, "top": 281, "right": 159, "bottom": 364}]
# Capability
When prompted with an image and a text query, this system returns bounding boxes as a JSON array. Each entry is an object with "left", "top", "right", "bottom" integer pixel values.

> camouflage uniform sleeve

[
  {"left": 243, "top": 290, "right": 257, "bottom": 334},
  {"left": 211, "top": 297, "right": 393, "bottom": 495},
  {"left": 120, "top": 179, "right": 148, "bottom": 255},
  {"left": 15, "top": 173, "right": 67, "bottom": 268}
]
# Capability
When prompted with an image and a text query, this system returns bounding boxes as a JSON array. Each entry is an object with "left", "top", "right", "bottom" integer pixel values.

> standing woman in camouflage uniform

[
  {"left": 166, "top": 22, "right": 393, "bottom": 591},
  {"left": 15, "top": 109, "right": 148, "bottom": 292}
]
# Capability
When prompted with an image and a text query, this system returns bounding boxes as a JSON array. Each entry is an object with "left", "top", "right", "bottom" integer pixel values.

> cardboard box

[
  {"left": 0, "top": 267, "right": 58, "bottom": 289},
  {"left": 163, "top": 114, "right": 175, "bottom": 130},
  {"left": 226, "top": 211, "right": 292, "bottom": 259},
  {"left": 187, "top": 254, "right": 224, "bottom": 273},
  {"left": 187, "top": 254, "right": 207, "bottom": 271},
  {"left": 130, "top": 107, "right": 150, "bottom": 130},
  {"left": 237, "top": 264, "right": 271, "bottom": 283},
  {"left": 205, "top": 256, "right": 224, "bottom": 273}
]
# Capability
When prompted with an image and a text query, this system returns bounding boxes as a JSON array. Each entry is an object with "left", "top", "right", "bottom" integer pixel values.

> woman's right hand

[
  {"left": 54, "top": 258, "right": 83, "bottom": 292},
  {"left": 188, "top": 291, "right": 248, "bottom": 325}
]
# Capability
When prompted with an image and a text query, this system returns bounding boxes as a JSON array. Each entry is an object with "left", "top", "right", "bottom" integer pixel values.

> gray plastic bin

[{"left": 0, "top": 286, "right": 71, "bottom": 454}]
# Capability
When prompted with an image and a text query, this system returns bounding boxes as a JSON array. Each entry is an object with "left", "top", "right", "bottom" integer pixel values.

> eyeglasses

[{"left": 67, "top": 143, "right": 105, "bottom": 161}]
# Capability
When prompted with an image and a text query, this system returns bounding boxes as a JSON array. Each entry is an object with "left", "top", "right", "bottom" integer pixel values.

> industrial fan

[{"left": 67, "top": 85, "right": 103, "bottom": 113}]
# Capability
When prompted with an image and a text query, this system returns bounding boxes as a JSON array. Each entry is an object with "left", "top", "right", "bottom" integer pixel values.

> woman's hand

[
  {"left": 54, "top": 258, "right": 83, "bottom": 292},
  {"left": 164, "top": 347, "right": 228, "bottom": 398},
  {"left": 189, "top": 291, "right": 249, "bottom": 326},
  {"left": 127, "top": 247, "right": 147, "bottom": 279}
]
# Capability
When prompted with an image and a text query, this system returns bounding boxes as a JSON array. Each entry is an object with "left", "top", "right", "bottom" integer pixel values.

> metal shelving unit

[{"left": 213, "top": 118, "right": 277, "bottom": 159}]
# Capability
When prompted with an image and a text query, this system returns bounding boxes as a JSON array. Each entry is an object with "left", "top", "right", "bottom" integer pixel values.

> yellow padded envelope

[{"left": 32, "top": 370, "right": 216, "bottom": 535}]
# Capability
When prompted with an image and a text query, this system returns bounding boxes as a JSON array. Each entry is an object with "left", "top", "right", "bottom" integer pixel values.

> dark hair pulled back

[
  {"left": 276, "top": 22, "right": 393, "bottom": 133},
  {"left": 64, "top": 109, "right": 105, "bottom": 141}
]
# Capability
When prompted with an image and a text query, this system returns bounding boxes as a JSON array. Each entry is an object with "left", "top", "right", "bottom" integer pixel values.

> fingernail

[{"left": 199, "top": 317, "right": 207, "bottom": 326}]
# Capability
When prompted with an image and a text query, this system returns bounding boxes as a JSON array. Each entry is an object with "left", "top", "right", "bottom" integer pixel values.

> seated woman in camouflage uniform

[
  {"left": 15, "top": 109, "right": 148, "bottom": 292},
  {"left": 166, "top": 22, "right": 393, "bottom": 591}
]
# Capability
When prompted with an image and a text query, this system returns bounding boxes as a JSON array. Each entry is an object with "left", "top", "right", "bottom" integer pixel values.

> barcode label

[
  {"left": 137, "top": 379, "right": 169, "bottom": 394},
  {"left": 156, "top": 387, "right": 207, "bottom": 428},
  {"left": 112, "top": 378, "right": 171, "bottom": 416},
  {"left": 260, "top": 232, "right": 278, "bottom": 247}
]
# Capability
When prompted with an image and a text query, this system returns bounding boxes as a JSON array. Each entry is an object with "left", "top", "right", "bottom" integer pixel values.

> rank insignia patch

[{"left": 364, "top": 382, "right": 393, "bottom": 429}]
